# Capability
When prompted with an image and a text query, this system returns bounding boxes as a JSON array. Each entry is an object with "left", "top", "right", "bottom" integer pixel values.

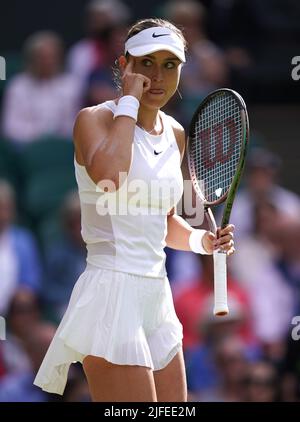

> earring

[{"left": 177, "top": 88, "right": 183, "bottom": 100}]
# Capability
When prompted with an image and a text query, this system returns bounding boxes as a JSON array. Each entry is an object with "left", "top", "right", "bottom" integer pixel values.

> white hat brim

[{"left": 127, "top": 45, "right": 186, "bottom": 63}]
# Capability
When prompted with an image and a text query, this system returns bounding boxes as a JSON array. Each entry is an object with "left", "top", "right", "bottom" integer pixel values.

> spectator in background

[
  {"left": 194, "top": 336, "right": 250, "bottom": 402},
  {"left": 174, "top": 254, "right": 254, "bottom": 350},
  {"left": 1, "top": 292, "right": 90, "bottom": 402},
  {"left": 84, "top": 23, "right": 124, "bottom": 107},
  {"left": 230, "top": 198, "right": 295, "bottom": 363},
  {"left": 274, "top": 217, "right": 300, "bottom": 315},
  {"left": 1, "top": 31, "right": 81, "bottom": 146},
  {"left": 244, "top": 361, "right": 279, "bottom": 402},
  {"left": 0, "top": 179, "right": 42, "bottom": 317},
  {"left": 230, "top": 147, "right": 300, "bottom": 241},
  {"left": 207, "top": 0, "right": 300, "bottom": 100},
  {"left": 41, "top": 191, "right": 86, "bottom": 323},
  {"left": 67, "top": 0, "right": 131, "bottom": 97},
  {"left": 206, "top": 0, "right": 256, "bottom": 85},
  {"left": 0, "top": 323, "right": 56, "bottom": 402},
  {"left": 281, "top": 335, "right": 300, "bottom": 402},
  {"left": 185, "top": 295, "right": 260, "bottom": 399},
  {"left": 1, "top": 289, "right": 41, "bottom": 377},
  {"left": 225, "top": 154, "right": 299, "bottom": 361},
  {"left": 164, "top": 0, "right": 228, "bottom": 124}
]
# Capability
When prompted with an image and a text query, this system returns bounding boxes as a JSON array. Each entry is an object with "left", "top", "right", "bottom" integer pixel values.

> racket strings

[{"left": 191, "top": 93, "right": 243, "bottom": 203}]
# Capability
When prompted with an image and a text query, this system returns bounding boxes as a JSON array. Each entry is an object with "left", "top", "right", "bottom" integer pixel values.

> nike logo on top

[
  {"left": 154, "top": 150, "right": 163, "bottom": 155},
  {"left": 152, "top": 33, "right": 170, "bottom": 38}
]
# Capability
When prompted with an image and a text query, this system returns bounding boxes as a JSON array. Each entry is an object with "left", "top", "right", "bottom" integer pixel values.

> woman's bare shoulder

[
  {"left": 75, "top": 102, "right": 116, "bottom": 128},
  {"left": 73, "top": 102, "right": 116, "bottom": 165}
]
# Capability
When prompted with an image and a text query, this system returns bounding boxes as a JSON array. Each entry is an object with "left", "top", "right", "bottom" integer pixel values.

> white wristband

[
  {"left": 113, "top": 95, "right": 140, "bottom": 122},
  {"left": 189, "top": 229, "right": 211, "bottom": 255}
]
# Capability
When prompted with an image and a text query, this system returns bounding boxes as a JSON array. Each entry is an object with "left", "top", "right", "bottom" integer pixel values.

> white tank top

[{"left": 74, "top": 100, "right": 184, "bottom": 278}]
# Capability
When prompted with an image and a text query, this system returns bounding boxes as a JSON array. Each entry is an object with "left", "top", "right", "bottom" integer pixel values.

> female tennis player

[{"left": 34, "top": 18, "right": 234, "bottom": 402}]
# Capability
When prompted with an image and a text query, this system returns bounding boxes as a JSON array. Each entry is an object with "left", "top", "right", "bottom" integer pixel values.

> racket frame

[{"left": 187, "top": 88, "right": 250, "bottom": 316}]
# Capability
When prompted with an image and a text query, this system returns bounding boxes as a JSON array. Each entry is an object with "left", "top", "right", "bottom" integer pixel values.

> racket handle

[{"left": 213, "top": 250, "right": 229, "bottom": 316}]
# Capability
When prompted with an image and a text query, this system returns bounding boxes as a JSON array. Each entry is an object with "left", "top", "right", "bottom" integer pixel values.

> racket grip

[{"left": 213, "top": 250, "right": 229, "bottom": 316}]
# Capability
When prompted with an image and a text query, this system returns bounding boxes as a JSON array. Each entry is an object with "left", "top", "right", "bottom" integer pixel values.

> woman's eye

[
  {"left": 165, "top": 62, "right": 175, "bottom": 69},
  {"left": 142, "top": 59, "right": 152, "bottom": 67}
]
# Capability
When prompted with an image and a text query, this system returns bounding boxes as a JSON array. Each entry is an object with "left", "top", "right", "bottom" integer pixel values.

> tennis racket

[{"left": 187, "top": 88, "right": 249, "bottom": 316}]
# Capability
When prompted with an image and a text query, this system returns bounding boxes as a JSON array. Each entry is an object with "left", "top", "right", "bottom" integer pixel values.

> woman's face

[{"left": 129, "top": 50, "right": 183, "bottom": 109}]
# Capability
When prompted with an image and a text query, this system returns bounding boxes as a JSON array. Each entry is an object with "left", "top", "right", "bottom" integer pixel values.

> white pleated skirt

[{"left": 33, "top": 264, "right": 183, "bottom": 395}]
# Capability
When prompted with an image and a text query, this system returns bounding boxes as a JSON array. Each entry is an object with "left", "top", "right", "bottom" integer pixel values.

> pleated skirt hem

[{"left": 33, "top": 266, "right": 183, "bottom": 395}]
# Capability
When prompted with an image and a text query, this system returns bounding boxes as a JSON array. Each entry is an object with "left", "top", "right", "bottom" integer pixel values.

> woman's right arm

[
  {"left": 73, "top": 59, "right": 150, "bottom": 190},
  {"left": 73, "top": 107, "right": 136, "bottom": 190}
]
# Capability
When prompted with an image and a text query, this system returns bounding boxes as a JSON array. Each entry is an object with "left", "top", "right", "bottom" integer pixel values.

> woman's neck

[{"left": 137, "top": 104, "right": 163, "bottom": 135}]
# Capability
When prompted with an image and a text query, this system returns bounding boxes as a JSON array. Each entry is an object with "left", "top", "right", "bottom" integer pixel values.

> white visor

[{"left": 125, "top": 26, "right": 186, "bottom": 63}]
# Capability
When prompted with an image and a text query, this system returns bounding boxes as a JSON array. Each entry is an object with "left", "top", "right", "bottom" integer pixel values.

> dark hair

[{"left": 112, "top": 18, "right": 187, "bottom": 91}]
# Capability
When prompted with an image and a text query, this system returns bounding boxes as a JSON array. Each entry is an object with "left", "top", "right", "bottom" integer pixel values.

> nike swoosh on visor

[{"left": 152, "top": 33, "right": 170, "bottom": 38}]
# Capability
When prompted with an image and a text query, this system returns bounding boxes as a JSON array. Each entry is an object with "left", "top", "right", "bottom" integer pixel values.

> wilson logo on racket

[{"left": 201, "top": 119, "right": 237, "bottom": 169}]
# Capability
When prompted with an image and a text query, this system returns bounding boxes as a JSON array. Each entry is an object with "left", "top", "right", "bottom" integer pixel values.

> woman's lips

[{"left": 149, "top": 89, "right": 165, "bottom": 95}]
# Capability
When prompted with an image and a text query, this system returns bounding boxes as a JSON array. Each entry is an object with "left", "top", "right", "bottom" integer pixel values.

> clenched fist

[{"left": 119, "top": 56, "right": 151, "bottom": 101}]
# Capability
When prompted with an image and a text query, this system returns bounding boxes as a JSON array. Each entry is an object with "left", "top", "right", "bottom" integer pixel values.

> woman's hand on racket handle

[
  {"left": 120, "top": 56, "right": 151, "bottom": 101},
  {"left": 202, "top": 224, "right": 235, "bottom": 256}
]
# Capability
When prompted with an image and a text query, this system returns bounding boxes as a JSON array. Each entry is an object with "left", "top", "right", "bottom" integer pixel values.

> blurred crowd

[{"left": 0, "top": 0, "right": 299, "bottom": 402}]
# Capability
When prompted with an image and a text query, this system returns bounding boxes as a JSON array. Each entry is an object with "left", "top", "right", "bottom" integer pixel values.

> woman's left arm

[
  {"left": 167, "top": 120, "right": 235, "bottom": 256},
  {"left": 166, "top": 212, "right": 235, "bottom": 255}
]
